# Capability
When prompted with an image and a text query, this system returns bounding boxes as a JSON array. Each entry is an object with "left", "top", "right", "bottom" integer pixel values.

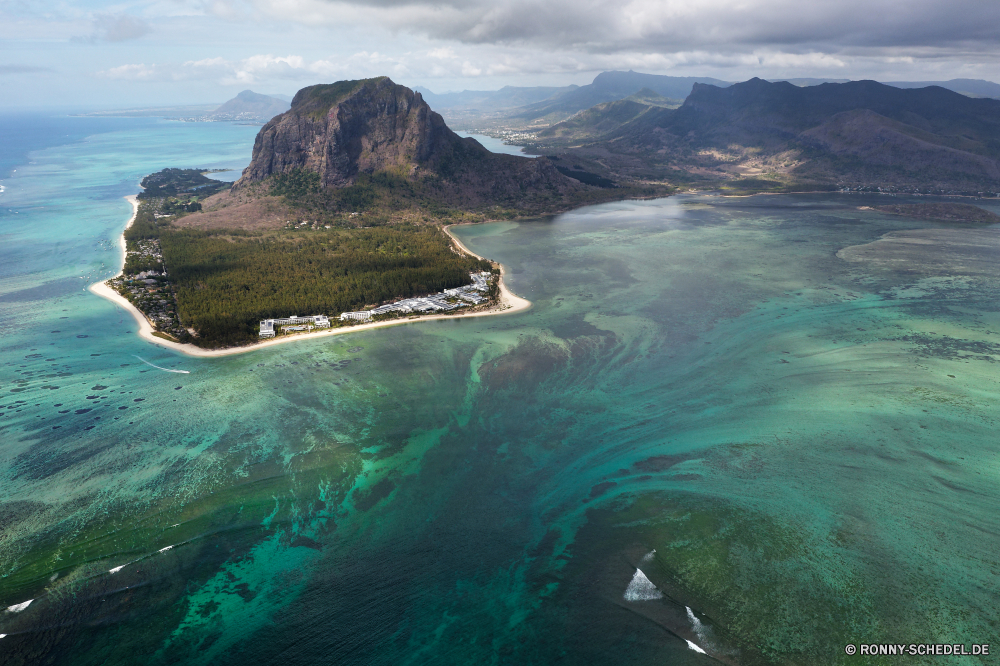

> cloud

[
  {"left": 239, "top": 0, "right": 1000, "bottom": 59},
  {"left": 0, "top": 64, "right": 51, "bottom": 75},
  {"left": 96, "top": 52, "right": 411, "bottom": 85},
  {"left": 100, "top": 63, "right": 162, "bottom": 80},
  {"left": 80, "top": 14, "right": 153, "bottom": 43}
]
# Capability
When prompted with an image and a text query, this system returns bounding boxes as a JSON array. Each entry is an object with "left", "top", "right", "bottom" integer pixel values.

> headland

[{"left": 88, "top": 197, "right": 530, "bottom": 358}]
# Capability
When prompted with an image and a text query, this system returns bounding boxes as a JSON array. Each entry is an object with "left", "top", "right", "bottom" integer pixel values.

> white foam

[
  {"left": 109, "top": 565, "right": 126, "bottom": 574},
  {"left": 640, "top": 549, "right": 656, "bottom": 563},
  {"left": 159, "top": 545, "right": 173, "bottom": 552},
  {"left": 623, "top": 569, "right": 663, "bottom": 601},
  {"left": 686, "top": 640, "right": 706, "bottom": 654},
  {"left": 686, "top": 606, "right": 706, "bottom": 636},
  {"left": 6, "top": 599, "right": 32, "bottom": 612},
  {"left": 0, "top": 633, "right": 6, "bottom": 639},
  {"left": 133, "top": 356, "right": 190, "bottom": 374}
]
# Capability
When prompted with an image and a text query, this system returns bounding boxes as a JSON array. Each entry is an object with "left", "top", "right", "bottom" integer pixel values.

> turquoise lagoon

[{"left": 1, "top": 116, "right": 999, "bottom": 665}]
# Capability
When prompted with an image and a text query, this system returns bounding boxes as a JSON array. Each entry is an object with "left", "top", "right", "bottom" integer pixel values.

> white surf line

[
  {"left": 686, "top": 640, "right": 707, "bottom": 654},
  {"left": 132, "top": 355, "right": 190, "bottom": 374},
  {"left": 110, "top": 542, "right": 177, "bottom": 574},
  {"left": 5, "top": 599, "right": 32, "bottom": 613},
  {"left": 685, "top": 606, "right": 711, "bottom": 654}
]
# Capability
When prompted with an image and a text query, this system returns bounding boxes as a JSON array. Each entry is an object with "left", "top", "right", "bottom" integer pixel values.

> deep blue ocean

[{"left": 1, "top": 114, "right": 998, "bottom": 665}]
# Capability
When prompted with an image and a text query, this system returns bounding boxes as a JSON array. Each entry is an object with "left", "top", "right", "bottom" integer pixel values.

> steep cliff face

[{"left": 237, "top": 77, "right": 577, "bottom": 202}]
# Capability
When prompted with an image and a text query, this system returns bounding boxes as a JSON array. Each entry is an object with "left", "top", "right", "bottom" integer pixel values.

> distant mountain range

[
  {"left": 233, "top": 75, "right": 1000, "bottom": 200},
  {"left": 208, "top": 90, "right": 290, "bottom": 122},
  {"left": 413, "top": 85, "right": 577, "bottom": 112},
  {"left": 569, "top": 78, "right": 1000, "bottom": 193},
  {"left": 506, "top": 71, "right": 728, "bottom": 124},
  {"left": 419, "top": 72, "right": 1000, "bottom": 129},
  {"left": 885, "top": 79, "right": 1000, "bottom": 99},
  {"left": 537, "top": 89, "right": 681, "bottom": 140}
]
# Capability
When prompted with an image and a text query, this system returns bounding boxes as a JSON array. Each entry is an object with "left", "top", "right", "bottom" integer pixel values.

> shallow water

[
  {"left": 1, "top": 117, "right": 999, "bottom": 665},
  {"left": 455, "top": 131, "right": 536, "bottom": 157}
]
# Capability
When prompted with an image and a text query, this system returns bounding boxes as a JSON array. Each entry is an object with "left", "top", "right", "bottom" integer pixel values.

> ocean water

[
  {"left": 455, "top": 131, "right": 537, "bottom": 157},
  {"left": 1, "top": 117, "right": 999, "bottom": 665}
]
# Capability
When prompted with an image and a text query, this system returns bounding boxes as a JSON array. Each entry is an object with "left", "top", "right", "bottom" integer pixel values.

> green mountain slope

[
  {"left": 509, "top": 71, "right": 730, "bottom": 124},
  {"left": 598, "top": 78, "right": 1000, "bottom": 192},
  {"left": 537, "top": 89, "right": 681, "bottom": 142}
]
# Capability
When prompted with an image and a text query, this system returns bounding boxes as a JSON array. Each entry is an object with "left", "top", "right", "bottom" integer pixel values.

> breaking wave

[{"left": 623, "top": 569, "right": 663, "bottom": 601}]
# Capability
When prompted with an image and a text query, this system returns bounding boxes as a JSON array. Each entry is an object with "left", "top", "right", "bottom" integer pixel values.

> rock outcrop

[{"left": 236, "top": 77, "right": 578, "bottom": 204}]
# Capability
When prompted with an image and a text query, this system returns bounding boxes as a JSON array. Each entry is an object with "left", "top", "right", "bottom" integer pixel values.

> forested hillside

[{"left": 161, "top": 224, "right": 489, "bottom": 346}]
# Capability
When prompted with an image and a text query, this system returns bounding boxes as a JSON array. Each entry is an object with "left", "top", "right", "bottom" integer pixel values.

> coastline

[{"left": 88, "top": 197, "right": 531, "bottom": 358}]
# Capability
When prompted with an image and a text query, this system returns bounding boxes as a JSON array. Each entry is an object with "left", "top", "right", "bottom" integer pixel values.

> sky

[{"left": 2, "top": 0, "right": 999, "bottom": 109}]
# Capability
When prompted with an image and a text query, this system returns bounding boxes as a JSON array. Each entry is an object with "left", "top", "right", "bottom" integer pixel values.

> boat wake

[{"left": 133, "top": 355, "right": 190, "bottom": 374}]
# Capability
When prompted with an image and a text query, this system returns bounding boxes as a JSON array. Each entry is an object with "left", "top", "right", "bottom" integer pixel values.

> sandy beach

[{"left": 87, "top": 199, "right": 531, "bottom": 358}]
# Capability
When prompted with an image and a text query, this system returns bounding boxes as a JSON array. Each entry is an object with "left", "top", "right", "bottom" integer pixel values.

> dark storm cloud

[{"left": 318, "top": 0, "right": 1000, "bottom": 55}]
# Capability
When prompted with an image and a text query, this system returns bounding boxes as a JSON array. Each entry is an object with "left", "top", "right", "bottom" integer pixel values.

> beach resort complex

[{"left": 261, "top": 271, "right": 494, "bottom": 335}]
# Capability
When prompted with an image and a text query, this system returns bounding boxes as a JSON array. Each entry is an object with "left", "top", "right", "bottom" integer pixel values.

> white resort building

[
  {"left": 338, "top": 272, "right": 492, "bottom": 322},
  {"left": 259, "top": 314, "right": 331, "bottom": 337},
  {"left": 262, "top": 273, "right": 493, "bottom": 336}
]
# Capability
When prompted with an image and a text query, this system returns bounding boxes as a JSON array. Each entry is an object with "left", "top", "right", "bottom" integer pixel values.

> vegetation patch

[{"left": 555, "top": 166, "right": 616, "bottom": 188}]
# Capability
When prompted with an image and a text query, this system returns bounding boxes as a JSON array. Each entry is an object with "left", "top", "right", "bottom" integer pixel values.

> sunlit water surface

[{"left": 1, "top": 116, "right": 999, "bottom": 665}]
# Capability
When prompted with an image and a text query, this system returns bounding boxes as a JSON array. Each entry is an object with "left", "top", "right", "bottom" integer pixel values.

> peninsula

[
  {"left": 90, "top": 77, "right": 649, "bottom": 355},
  {"left": 90, "top": 190, "right": 530, "bottom": 359}
]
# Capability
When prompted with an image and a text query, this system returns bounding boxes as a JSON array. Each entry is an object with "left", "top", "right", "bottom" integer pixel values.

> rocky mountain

[
  {"left": 236, "top": 77, "right": 582, "bottom": 207},
  {"left": 537, "top": 89, "right": 680, "bottom": 142},
  {"left": 600, "top": 78, "right": 1000, "bottom": 192},
  {"left": 507, "top": 71, "right": 730, "bottom": 124},
  {"left": 413, "top": 85, "right": 577, "bottom": 111},
  {"left": 210, "top": 90, "right": 290, "bottom": 122}
]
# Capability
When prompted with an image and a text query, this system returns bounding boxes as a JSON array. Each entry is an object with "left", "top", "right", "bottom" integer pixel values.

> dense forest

[
  {"left": 161, "top": 225, "right": 490, "bottom": 346},
  {"left": 269, "top": 167, "right": 490, "bottom": 224}
]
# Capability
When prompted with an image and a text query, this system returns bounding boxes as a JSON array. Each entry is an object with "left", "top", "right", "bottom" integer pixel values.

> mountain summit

[{"left": 237, "top": 77, "right": 579, "bottom": 206}]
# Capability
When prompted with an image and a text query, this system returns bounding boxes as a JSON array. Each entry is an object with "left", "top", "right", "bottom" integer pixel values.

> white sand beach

[{"left": 88, "top": 198, "right": 531, "bottom": 358}]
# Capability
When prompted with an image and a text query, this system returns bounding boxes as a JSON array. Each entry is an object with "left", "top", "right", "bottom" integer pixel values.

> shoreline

[{"left": 87, "top": 197, "right": 532, "bottom": 358}]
